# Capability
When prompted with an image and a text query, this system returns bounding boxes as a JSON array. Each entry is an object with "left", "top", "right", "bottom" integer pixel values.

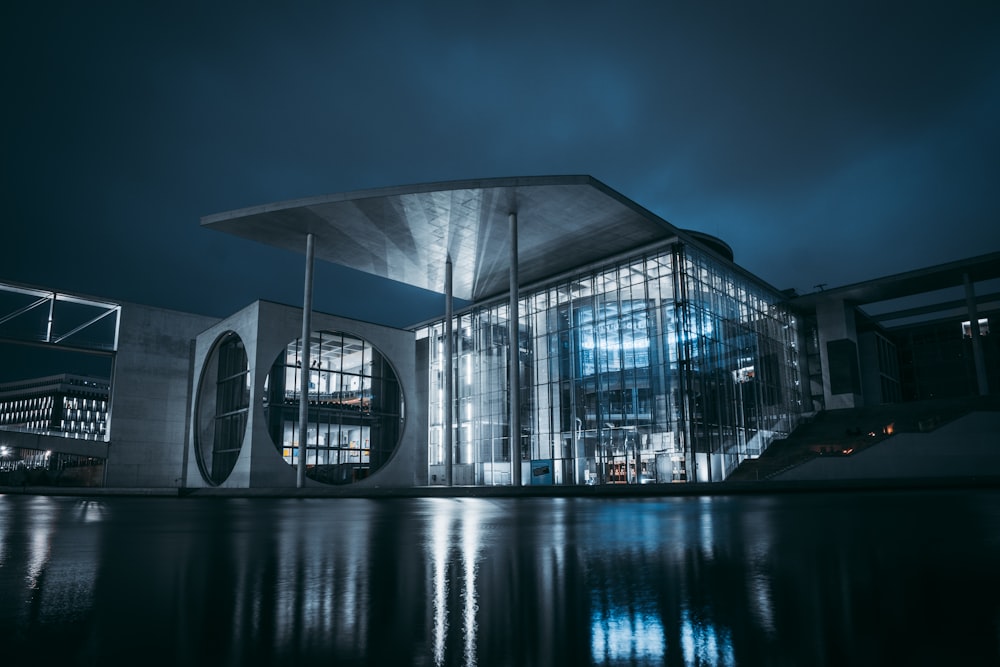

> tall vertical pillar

[
  {"left": 672, "top": 245, "right": 697, "bottom": 482},
  {"left": 297, "top": 232, "right": 315, "bottom": 489},
  {"left": 444, "top": 254, "right": 454, "bottom": 485},
  {"left": 964, "top": 272, "right": 989, "bottom": 396},
  {"left": 509, "top": 211, "right": 522, "bottom": 487}
]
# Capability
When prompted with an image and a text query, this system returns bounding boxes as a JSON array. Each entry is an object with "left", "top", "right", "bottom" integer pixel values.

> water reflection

[
  {"left": 430, "top": 501, "right": 451, "bottom": 665},
  {"left": 1, "top": 490, "right": 999, "bottom": 666},
  {"left": 425, "top": 498, "right": 492, "bottom": 666},
  {"left": 0, "top": 495, "right": 100, "bottom": 664},
  {"left": 590, "top": 597, "right": 665, "bottom": 664},
  {"left": 25, "top": 497, "right": 54, "bottom": 590}
]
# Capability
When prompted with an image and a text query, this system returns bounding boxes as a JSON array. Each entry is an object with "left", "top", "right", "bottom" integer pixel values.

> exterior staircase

[{"left": 727, "top": 394, "right": 1000, "bottom": 482}]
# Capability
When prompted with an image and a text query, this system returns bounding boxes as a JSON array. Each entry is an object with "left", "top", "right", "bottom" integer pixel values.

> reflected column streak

[
  {"left": 460, "top": 499, "right": 481, "bottom": 667},
  {"left": 429, "top": 499, "right": 454, "bottom": 666}
]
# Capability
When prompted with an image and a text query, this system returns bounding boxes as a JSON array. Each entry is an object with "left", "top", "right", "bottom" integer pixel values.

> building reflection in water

[
  {"left": 430, "top": 500, "right": 451, "bottom": 665},
  {"left": 425, "top": 498, "right": 487, "bottom": 667},
  {"left": 460, "top": 500, "right": 481, "bottom": 666},
  {"left": 0, "top": 495, "right": 100, "bottom": 661},
  {"left": 2, "top": 491, "right": 1000, "bottom": 665},
  {"left": 590, "top": 596, "right": 665, "bottom": 664},
  {"left": 25, "top": 497, "right": 54, "bottom": 591},
  {"left": 679, "top": 607, "right": 735, "bottom": 666}
]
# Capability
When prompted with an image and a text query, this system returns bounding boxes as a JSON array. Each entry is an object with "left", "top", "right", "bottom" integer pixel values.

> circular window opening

[
  {"left": 195, "top": 331, "right": 249, "bottom": 485},
  {"left": 263, "top": 331, "right": 404, "bottom": 485}
]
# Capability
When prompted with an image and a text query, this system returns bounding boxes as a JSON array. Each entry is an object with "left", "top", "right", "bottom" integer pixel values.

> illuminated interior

[
  {"left": 263, "top": 330, "right": 403, "bottom": 485},
  {"left": 423, "top": 243, "right": 802, "bottom": 485}
]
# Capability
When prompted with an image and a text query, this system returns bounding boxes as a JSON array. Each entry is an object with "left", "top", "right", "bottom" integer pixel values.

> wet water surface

[{"left": 1, "top": 489, "right": 999, "bottom": 666}]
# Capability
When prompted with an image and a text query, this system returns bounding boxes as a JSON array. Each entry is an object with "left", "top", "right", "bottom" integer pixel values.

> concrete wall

[
  {"left": 858, "top": 331, "right": 883, "bottom": 405},
  {"left": 105, "top": 302, "right": 219, "bottom": 487},
  {"left": 184, "top": 301, "right": 261, "bottom": 488},
  {"left": 185, "top": 300, "right": 422, "bottom": 489},
  {"left": 815, "top": 299, "right": 863, "bottom": 410}
]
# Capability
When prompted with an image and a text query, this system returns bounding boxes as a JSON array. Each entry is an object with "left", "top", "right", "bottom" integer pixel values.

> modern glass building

[
  {"left": 419, "top": 239, "right": 802, "bottom": 486},
  {"left": 202, "top": 176, "right": 806, "bottom": 487}
]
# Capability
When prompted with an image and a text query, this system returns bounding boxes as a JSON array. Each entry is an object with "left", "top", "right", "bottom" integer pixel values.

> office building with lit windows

[
  {"left": 2, "top": 176, "right": 997, "bottom": 489},
  {"left": 0, "top": 374, "right": 109, "bottom": 439}
]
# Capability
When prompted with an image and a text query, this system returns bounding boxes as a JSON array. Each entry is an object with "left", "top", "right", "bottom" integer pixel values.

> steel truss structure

[{"left": 0, "top": 281, "right": 120, "bottom": 354}]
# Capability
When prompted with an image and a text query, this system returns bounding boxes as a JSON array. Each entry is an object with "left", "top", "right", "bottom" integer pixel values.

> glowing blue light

[{"left": 591, "top": 606, "right": 666, "bottom": 664}]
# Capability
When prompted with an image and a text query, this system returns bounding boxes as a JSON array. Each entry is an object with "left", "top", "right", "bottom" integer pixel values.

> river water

[{"left": 1, "top": 489, "right": 999, "bottom": 666}]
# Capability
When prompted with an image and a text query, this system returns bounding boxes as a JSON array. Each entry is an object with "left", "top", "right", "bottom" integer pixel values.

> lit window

[{"left": 962, "top": 318, "right": 989, "bottom": 337}]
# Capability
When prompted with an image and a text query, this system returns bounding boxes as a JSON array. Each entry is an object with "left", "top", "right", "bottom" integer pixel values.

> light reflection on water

[
  {"left": 25, "top": 497, "right": 55, "bottom": 591},
  {"left": 430, "top": 500, "right": 452, "bottom": 665},
  {"left": 590, "top": 597, "right": 665, "bottom": 664},
  {"left": 1, "top": 490, "right": 999, "bottom": 666},
  {"left": 460, "top": 500, "right": 481, "bottom": 667}
]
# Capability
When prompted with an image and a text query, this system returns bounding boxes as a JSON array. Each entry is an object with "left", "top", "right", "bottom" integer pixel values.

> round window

[
  {"left": 194, "top": 331, "right": 249, "bottom": 485},
  {"left": 263, "top": 331, "right": 403, "bottom": 484}
]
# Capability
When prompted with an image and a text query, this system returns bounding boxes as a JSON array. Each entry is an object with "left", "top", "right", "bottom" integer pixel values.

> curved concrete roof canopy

[{"left": 202, "top": 175, "right": 700, "bottom": 302}]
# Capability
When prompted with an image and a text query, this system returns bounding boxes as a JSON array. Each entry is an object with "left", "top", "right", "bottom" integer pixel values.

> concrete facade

[
  {"left": 814, "top": 298, "right": 863, "bottom": 410},
  {"left": 104, "top": 302, "right": 218, "bottom": 487},
  {"left": 183, "top": 300, "right": 422, "bottom": 489},
  {"left": 791, "top": 251, "right": 1000, "bottom": 408}
]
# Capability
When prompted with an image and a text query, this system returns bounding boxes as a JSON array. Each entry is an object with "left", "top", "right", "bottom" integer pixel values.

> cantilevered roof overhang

[{"left": 202, "top": 175, "right": 685, "bottom": 302}]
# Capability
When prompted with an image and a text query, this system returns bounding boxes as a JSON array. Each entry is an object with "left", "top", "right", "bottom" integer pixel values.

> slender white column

[
  {"left": 297, "top": 232, "right": 315, "bottom": 488},
  {"left": 509, "top": 212, "right": 521, "bottom": 487},
  {"left": 964, "top": 272, "right": 989, "bottom": 396},
  {"left": 444, "top": 254, "right": 454, "bottom": 486}
]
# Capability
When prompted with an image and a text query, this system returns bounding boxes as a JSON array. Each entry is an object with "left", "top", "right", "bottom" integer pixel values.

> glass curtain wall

[
  {"left": 423, "top": 242, "right": 802, "bottom": 485},
  {"left": 675, "top": 245, "right": 802, "bottom": 481}
]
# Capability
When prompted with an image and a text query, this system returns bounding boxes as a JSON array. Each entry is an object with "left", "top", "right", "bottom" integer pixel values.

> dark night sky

[{"left": 2, "top": 1, "right": 999, "bottom": 329}]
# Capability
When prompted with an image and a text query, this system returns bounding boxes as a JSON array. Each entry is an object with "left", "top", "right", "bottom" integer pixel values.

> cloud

[{"left": 1, "top": 1, "right": 997, "bottom": 324}]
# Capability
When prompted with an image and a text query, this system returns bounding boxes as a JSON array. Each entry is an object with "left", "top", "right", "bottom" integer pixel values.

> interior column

[
  {"left": 509, "top": 211, "right": 521, "bottom": 487},
  {"left": 444, "top": 254, "right": 454, "bottom": 485}
]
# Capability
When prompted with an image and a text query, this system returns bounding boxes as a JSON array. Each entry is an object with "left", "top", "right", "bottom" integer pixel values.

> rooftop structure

[{"left": 202, "top": 175, "right": 739, "bottom": 303}]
